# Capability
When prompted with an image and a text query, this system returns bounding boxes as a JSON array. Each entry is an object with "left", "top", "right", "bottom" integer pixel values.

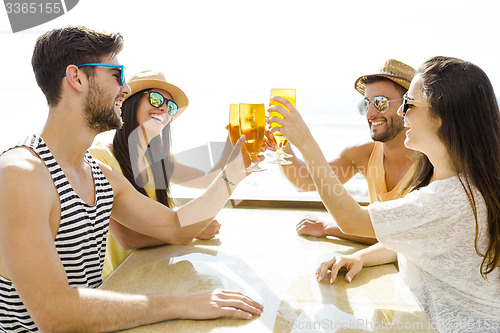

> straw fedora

[
  {"left": 354, "top": 59, "right": 416, "bottom": 96},
  {"left": 126, "top": 70, "right": 189, "bottom": 119}
]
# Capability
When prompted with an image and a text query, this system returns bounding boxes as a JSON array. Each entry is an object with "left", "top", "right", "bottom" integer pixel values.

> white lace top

[{"left": 368, "top": 176, "right": 500, "bottom": 333}]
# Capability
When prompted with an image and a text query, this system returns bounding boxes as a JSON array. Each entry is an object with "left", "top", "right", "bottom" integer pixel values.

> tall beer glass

[
  {"left": 229, "top": 104, "right": 240, "bottom": 146},
  {"left": 239, "top": 103, "right": 266, "bottom": 172},
  {"left": 269, "top": 88, "right": 295, "bottom": 165}
]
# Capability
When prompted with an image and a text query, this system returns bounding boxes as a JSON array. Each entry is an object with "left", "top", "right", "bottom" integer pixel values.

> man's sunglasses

[
  {"left": 63, "top": 63, "right": 125, "bottom": 86},
  {"left": 402, "top": 92, "right": 431, "bottom": 117},
  {"left": 146, "top": 91, "right": 179, "bottom": 116},
  {"left": 358, "top": 96, "right": 403, "bottom": 115}
]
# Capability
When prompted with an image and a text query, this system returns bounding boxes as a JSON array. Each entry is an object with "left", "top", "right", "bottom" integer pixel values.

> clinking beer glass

[
  {"left": 269, "top": 88, "right": 295, "bottom": 165},
  {"left": 228, "top": 104, "right": 241, "bottom": 146},
  {"left": 239, "top": 103, "right": 266, "bottom": 172}
]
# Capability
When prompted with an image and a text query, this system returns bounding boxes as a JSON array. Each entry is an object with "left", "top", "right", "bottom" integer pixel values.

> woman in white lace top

[{"left": 268, "top": 56, "right": 500, "bottom": 332}]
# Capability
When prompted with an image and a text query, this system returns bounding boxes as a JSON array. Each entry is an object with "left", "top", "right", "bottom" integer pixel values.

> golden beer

[
  {"left": 270, "top": 88, "right": 296, "bottom": 149},
  {"left": 239, "top": 103, "right": 266, "bottom": 172},
  {"left": 229, "top": 104, "right": 240, "bottom": 145},
  {"left": 240, "top": 126, "right": 265, "bottom": 156}
]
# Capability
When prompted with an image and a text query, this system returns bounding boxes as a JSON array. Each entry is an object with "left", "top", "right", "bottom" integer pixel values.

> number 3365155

[{"left": 5, "top": 2, "right": 62, "bottom": 14}]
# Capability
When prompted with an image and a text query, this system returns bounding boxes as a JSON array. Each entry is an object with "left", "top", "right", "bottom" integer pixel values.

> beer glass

[
  {"left": 269, "top": 88, "right": 295, "bottom": 165},
  {"left": 229, "top": 104, "right": 240, "bottom": 146},
  {"left": 239, "top": 103, "right": 266, "bottom": 172}
]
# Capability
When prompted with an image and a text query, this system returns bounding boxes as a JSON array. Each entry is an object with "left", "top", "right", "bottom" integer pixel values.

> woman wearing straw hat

[
  {"left": 90, "top": 70, "right": 227, "bottom": 280},
  {"left": 268, "top": 56, "right": 500, "bottom": 331}
]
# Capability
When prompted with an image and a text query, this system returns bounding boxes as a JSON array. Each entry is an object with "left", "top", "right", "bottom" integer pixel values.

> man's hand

[
  {"left": 195, "top": 220, "right": 221, "bottom": 240},
  {"left": 267, "top": 96, "right": 314, "bottom": 151},
  {"left": 296, "top": 215, "right": 332, "bottom": 238},
  {"left": 175, "top": 289, "right": 263, "bottom": 320}
]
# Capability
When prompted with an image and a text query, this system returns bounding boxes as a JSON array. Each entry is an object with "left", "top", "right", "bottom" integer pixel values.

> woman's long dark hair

[
  {"left": 112, "top": 89, "right": 174, "bottom": 208},
  {"left": 402, "top": 56, "right": 500, "bottom": 278}
]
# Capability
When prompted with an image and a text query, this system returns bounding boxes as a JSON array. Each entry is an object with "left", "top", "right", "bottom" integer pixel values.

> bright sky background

[{"left": 0, "top": 0, "right": 499, "bottom": 156}]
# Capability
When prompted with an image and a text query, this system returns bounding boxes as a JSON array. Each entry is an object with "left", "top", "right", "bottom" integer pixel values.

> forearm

[
  {"left": 279, "top": 145, "right": 317, "bottom": 192},
  {"left": 175, "top": 169, "right": 244, "bottom": 235},
  {"left": 355, "top": 243, "right": 397, "bottom": 267},
  {"left": 326, "top": 224, "right": 378, "bottom": 245},
  {"left": 210, "top": 136, "right": 234, "bottom": 173},
  {"left": 174, "top": 169, "right": 222, "bottom": 189},
  {"left": 298, "top": 138, "right": 374, "bottom": 237},
  {"left": 35, "top": 288, "right": 177, "bottom": 332},
  {"left": 171, "top": 138, "right": 234, "bottom": 189},
  {"left": 117, "top": 230, "right": 168, "bottom": 249},
  {"left": 110, "top": 143, "right": 246, "bottom": 246}
]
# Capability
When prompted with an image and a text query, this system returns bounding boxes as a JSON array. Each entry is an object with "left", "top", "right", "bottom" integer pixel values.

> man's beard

[
  {"left": 371, "top": 115, "right": 405, "bottom": 142},
  {"left": 84, "top": 83, "right": 123, "bottom": 133}
]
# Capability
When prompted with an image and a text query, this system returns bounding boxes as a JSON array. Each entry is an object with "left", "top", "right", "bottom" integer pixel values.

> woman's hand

[
  {"left": 267, "top": 96, "right": 314, "bottom": 152},
  {"left": 316, "top": 254, "right": 364, "bottom": 283},
  {"left": 222, "top": 135, "right": 251, "bottom": 179},
  {"left": 195, "top": 219, "right": 221, "bottom": 239}
]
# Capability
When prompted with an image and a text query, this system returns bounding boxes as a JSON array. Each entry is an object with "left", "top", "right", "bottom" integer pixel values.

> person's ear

[{"left": 63, "top": 65, "right": 85, "bottom": 92}]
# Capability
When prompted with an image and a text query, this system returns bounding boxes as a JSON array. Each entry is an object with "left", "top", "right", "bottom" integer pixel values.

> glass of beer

[
  {"left": 229, "top": 104, "right": 240, "bottom": 146},
  {"left": 239, "top": 103, "right": 266, "bottom": 172},
  {"left": 269, "top": 88, "right": 295, "bottom": 165}
]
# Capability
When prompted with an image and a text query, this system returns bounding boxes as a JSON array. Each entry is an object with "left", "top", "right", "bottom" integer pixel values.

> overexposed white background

[{"left": 0, "top": 0, "right": 499, "bottom": 200}]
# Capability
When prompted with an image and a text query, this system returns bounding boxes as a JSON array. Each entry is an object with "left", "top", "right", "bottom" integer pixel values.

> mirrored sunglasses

[
  {"left": 147, "top": 91, "right": 179, "bottom": 116},
  {"left": 358, "top": 96, "right": 403, "bottom": 116},
  {"left": 402, "top": 92, "right": 431, "bottom": 117},
  {"left": 63, "top": 63, "right": 126, "bottom": 86}
]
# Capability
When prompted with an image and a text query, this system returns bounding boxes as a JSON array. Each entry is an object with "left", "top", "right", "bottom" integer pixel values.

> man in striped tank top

[{"left": 0, "top": 26, "right": 262, "bottom": 332}]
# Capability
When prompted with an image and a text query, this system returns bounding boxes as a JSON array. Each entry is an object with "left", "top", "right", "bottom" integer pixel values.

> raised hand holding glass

[{"left": 269, "top": 88, "right": 295, "bottom": 165}]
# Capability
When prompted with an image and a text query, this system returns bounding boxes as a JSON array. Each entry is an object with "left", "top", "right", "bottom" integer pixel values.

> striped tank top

[{"left": 0, "top": 135, "right": 113, "bottom": 332}]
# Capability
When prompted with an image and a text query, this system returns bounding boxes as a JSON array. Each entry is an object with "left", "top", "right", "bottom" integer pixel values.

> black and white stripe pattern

[{"left": 0, "top": 135, "right": 113, "bottom": 332}]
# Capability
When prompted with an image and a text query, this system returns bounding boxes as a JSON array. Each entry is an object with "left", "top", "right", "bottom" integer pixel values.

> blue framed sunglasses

[
  {"left": 146, "top": 91, "right": 179, "bottom": 116},
  {"left": 63, "top": 63, "right": 125, "bottom": 86}
]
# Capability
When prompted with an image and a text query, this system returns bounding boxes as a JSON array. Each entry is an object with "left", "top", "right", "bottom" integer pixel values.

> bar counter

[{"left": 100, "top": 207, "right": 435, "bottom": 332}]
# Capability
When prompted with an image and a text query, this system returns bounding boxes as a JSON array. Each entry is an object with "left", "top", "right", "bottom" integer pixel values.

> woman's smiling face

[
  {"left": 398, "top": 74, "right": 442, "bottom": 156},
  {"left": 136, "top": 88, "right": 174, "bottom": 140}
]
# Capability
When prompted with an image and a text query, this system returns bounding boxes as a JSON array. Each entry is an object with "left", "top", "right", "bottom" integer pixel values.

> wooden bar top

[{"left": 100, "top": 207, "right": 434, "bottom": 332}]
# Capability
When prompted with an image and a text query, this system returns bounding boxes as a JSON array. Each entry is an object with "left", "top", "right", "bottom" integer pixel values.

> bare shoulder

[
  {"left": 336, "top": 142, "right": 375, "bottom": 167},
  {"left": 0, "top": 147, "right": 54, "bottom": 196},
  {"left": 0, "top": 147, "right": 56, "bottom": 222},
  {"left": 0, "top": 147, "right": 50, "bottom": 180}
]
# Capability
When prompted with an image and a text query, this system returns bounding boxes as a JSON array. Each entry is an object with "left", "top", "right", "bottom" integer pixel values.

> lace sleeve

[{"left": 367, "top": 177, "right": 477, "bottom": 257}]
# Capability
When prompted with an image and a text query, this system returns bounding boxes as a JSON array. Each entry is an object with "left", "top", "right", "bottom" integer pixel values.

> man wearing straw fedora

[
  {"left": 0, "top": 26, "right": 262, "bottom": 332},
  {"left": 279, "top": 59, "right": 416, "bottom": 244}
]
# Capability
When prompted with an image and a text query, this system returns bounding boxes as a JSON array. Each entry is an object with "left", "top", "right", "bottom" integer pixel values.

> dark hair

[
  {"left": 402, "top": 56, "right": 500, "bottom": 278},
  {"left": 362, "top": 76, "right": 408, "bottom": 96},
  {"left": 32, "top": 26, "right": 124, "bottom": 106},
  {"left": 112, "top": 89, "right": 174, "bottom": 208}
]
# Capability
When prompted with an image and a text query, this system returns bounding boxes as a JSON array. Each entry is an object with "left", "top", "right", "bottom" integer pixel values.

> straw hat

[
  {"left": 126, "top": 70, "right": 189, "bottom": 119},
  {"left": 354, "top": 59, "right": 416, "bottom": 96}
]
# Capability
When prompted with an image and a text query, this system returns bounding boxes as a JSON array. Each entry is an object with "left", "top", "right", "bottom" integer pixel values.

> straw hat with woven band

[
  {"left": 354, "top": 59, "right": 416, "bottom": 96},
  {"left": 126, "top": 70, "right": 189, "bottom": 120}
]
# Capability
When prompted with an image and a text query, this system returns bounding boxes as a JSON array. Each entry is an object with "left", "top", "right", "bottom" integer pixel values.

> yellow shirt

[
  {"left": 89, "top": 142, "right": 158, "bottom": 280},
  {"left": 366, "top": 141, "right": 414, "bottom": 203}
]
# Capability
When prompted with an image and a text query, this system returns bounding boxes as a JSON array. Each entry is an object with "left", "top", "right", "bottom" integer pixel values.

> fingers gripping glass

[
  {"left": 402, "top": 93, "right": 431, "bottom": 117},
  {"left": 358, "top": 96, "right": 403, "bottom": 115},
  {"left": 63, "top": 63, "right": 125, "bottom": 86},
  {"left": 146, "top": 91, "right": 179, "bottom": 116}
]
